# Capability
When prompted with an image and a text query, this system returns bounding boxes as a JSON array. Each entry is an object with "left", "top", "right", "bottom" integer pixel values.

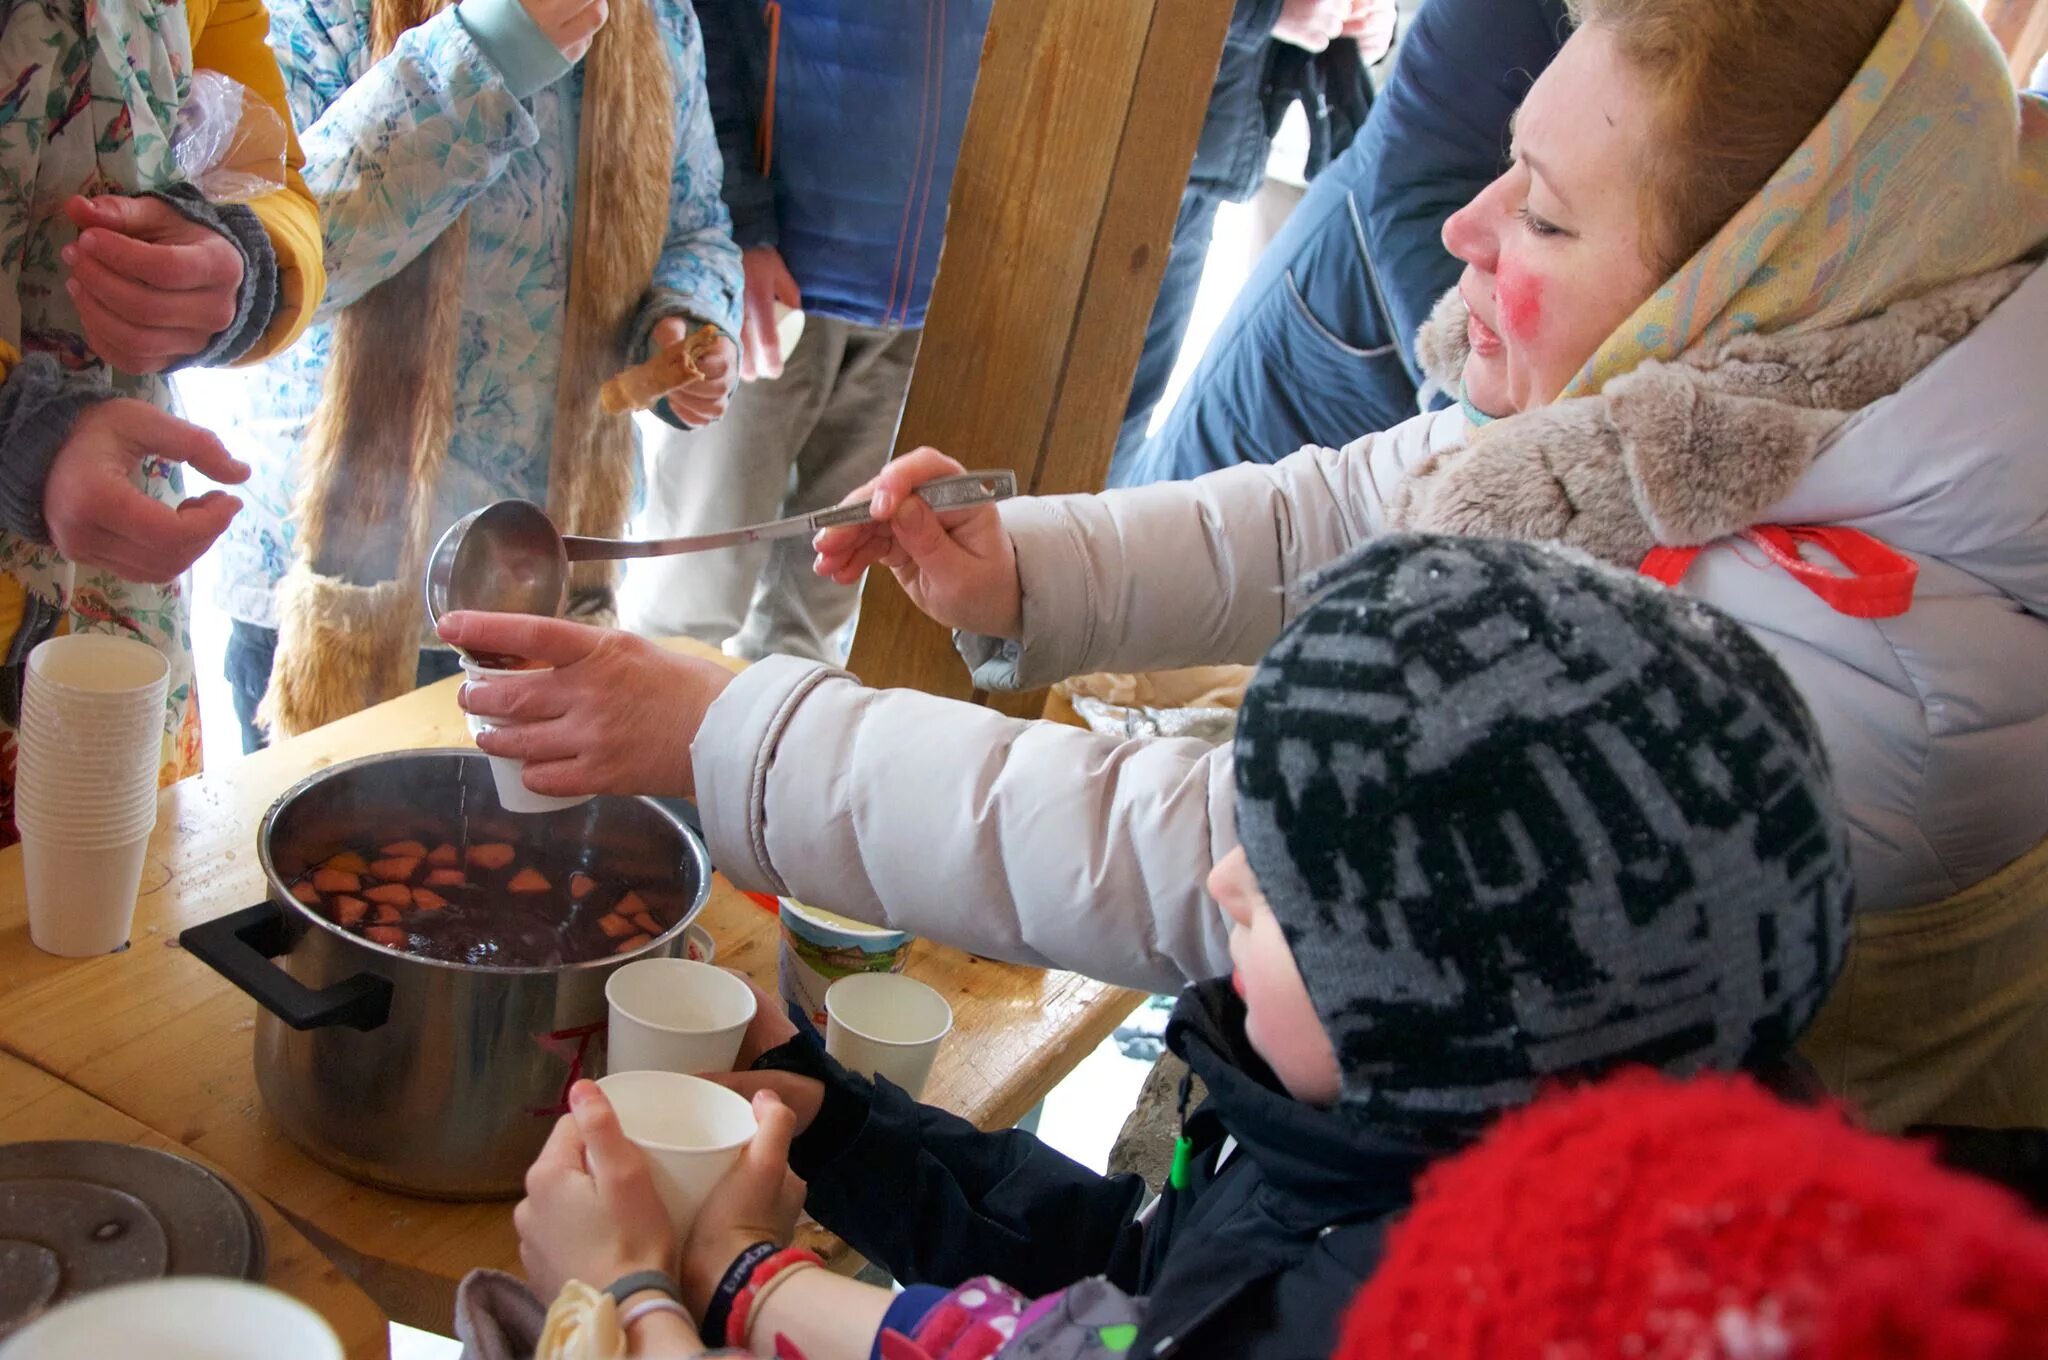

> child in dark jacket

[{"left": 498, "top": 535, "right": 1856, "bottom": 1360}]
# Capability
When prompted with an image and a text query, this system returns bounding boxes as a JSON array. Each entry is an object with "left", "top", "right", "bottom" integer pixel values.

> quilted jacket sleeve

[
  {"left": 692, "top": 656, "right": 1239, "bottom": 994},
  {"left": 960, "top": 408, "right": 1458, "bottom": 691}
]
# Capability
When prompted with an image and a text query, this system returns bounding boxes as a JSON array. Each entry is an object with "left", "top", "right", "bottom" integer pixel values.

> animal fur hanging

[
  {"left": 1392, "top": 264, "right": 2039, "bottom": 567},
  {"left": 261, "top": 0, "right": 676, "bottom": 738}
]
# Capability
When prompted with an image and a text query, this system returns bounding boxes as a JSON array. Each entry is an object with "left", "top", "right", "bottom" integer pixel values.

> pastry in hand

[{"left": 600, "top": 325, "right": 722, "bottom": 415}]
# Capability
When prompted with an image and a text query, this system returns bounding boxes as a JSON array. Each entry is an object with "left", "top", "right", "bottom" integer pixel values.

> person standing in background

[
  {"left": 620, "top": 0, "right": 994, "bottom": 664},
  {"left": 0, "top": 0, "right": 325, "bottom": 836},
  {"left": 1113, "top": 0, "right": 1569, "bottom": 487},
  {"left": 208, "top": 0, "right": 741, "bottom": 749},
  {"left": 1104, "top": 0, "right": 1397, "bottom": 485}
]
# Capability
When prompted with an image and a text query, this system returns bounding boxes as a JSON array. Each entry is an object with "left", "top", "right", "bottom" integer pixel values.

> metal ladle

[{"left": 425, "top": 469, "right": 1018, "bottom": 659}]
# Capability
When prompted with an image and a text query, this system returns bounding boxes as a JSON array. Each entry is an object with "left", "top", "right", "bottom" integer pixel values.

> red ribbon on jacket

[{"left": 1639, "top": 526, "right": 1918, "bottom": 619}]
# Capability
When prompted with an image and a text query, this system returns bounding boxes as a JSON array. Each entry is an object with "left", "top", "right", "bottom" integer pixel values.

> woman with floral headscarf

[{"left": 446, "top": 0, "right": 2048, "bottom": 1133}]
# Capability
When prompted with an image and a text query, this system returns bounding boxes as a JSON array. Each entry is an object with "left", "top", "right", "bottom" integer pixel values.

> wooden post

[
  {"left": 1983, "top": 0, "right": 2048, "bottom": 84},
  {"left": 845, "top": 0, "right": 1235, "bottom": 702}
]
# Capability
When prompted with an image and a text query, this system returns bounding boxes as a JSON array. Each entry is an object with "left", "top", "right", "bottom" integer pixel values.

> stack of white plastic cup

[
  {"left": 15, "top": 635, "right": 170, "bottom": 957},
  {"left": 459, "top": 657, "right": 592, "bottom": 814}
]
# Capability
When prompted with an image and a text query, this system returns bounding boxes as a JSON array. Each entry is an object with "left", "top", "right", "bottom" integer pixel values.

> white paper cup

[
  {"left": 595, "top": 1071, "right": 756, "bottom": 1236},
  {"left": 683, "top": 923, "right": 716, "bottom": 964},
  {"left": 606, "top": 959, "right": 756, "bottom": 1076},
  {"left": 460, "top": 660, "right": 593, "bottom": 815},
  {"left": 825, "top": 972, "right": 953, "bottom": 1099},
  {"left": 0, "top": 1278, "right": 343, "bottom": 1360},
  {"left": 22, "top": 831, "right": 151, "bottom": 956}
]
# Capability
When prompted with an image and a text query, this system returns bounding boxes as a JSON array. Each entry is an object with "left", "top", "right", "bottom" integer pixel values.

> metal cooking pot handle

[{"left": 179, "top": 903, "right": 393, "bottom": 1032}]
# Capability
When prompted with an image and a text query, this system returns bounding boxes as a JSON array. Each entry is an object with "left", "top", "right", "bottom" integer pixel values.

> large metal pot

[{"left": 180, "top": 750, "right": 710, "bottom": 1199}]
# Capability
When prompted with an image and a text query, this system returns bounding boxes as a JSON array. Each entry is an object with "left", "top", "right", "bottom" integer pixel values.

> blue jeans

[
  {"left": 1110, "top": 185, "right": 1225, "bottom": 478},
  {"left": 1109, "top": 150, "right": 1428, "bottom": 488},
  {"left": 226, "top": 620, "right": 465, "bottom": 754}
]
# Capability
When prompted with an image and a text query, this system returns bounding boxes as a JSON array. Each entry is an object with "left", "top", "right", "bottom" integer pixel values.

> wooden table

[
  {"left": 0, "top": 642, "right": 1144, "bottom": 1334},
  {"left": 0, "top": 1050, "right": 389, "bottom": 1358}
]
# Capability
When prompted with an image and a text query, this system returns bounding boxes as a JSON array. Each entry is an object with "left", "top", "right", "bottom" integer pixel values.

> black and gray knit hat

[{"left": 1232, "top": 535, "right": 1852, "bottom": 1147}]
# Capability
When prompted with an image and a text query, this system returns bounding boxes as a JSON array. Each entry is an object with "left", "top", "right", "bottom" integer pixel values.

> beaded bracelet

[
  {"left": 726, "top": 1246, "right": 825, "bottom": 1351},
  {"left": 701, "top": 1240, "right": 780, "bottom": 1347}
]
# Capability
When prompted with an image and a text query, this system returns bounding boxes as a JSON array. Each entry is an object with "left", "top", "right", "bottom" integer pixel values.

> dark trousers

[
  {"left": 1108, "top": 147, "right": 1427, "bottom": 489},
  {"left": 226, "top": 620, "right": 465, "bottom": 754}
]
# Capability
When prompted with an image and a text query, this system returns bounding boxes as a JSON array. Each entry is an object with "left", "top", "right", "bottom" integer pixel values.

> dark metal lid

[{"left": 0, "top": 1141, "right": 266, "bottom": 1338}]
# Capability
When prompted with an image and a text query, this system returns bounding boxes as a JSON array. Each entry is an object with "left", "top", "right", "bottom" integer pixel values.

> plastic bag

[{"left": 170, "top": 71, "right": 290, "bottom": 204}]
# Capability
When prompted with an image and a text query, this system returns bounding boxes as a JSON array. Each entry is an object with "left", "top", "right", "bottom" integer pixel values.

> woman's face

[{"left": 1442, "top": 25, "right": 1665, "bottom": 415}]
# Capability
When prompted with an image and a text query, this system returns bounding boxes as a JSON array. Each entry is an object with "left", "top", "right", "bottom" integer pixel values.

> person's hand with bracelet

[
  {"left": 676, "top": 1090, "right": 898, "bottom": 1359},
  {"left": 678, "top": 1091, "right": 808, "bottom": 1321},
  {"left": 516, "top": 1080, "right": 716, "bottom": 1355}
]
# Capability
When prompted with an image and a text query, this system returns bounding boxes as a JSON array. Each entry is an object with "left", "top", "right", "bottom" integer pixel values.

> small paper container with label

[
  {"left": 0, "top": 1277, "right": 344, "bottom": 1360},
  {"left": 595, "top": 1071, "right": 756, "bottom": 1235},
  {"left": 777, "top": 897, "right": 912, "bottom": 1031},
  {"left": 22, "top": 832, "right": 152, "bottom": 957},
  {"left": 605, "top": 958, "right": 756, "bottom": 1076},
  {"left": 825, "top": 972, "right": 953, "bottom": 1100},
  {"left": 459, "top": 659, "right": 594, "bottom": 815}
]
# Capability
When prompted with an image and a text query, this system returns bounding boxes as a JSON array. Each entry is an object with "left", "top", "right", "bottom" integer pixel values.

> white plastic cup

[
  {"left": 14, "top": 801, "right": 157, "bottom": 848},
  {"left": 824, "top": 972, "right": 953, "bottom": 1099},
  {"left": 26, "top": 633, "right": 169, "bottom": 698},
  {"left": 595, "top": 1070, "right": 757, "bottom": 1236},
  {"left": 22, "top": 832, "right": 152, "bottom": 956},
  {"left": 606, "top": 959, "right": 756, "bottom": 1077},
  {"left": 0, "top": 1278, "right": 343, "bottom": 1360},
  {"left": 459, "top": 658, "right": 593, "bottom": 815}
]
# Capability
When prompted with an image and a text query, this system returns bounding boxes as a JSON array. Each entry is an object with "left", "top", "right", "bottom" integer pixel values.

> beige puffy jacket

[{"left": 692, "top": 263, "right": 2048, "bottom": 995}]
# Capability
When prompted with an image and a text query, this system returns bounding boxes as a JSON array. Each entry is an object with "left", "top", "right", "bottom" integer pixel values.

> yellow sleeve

[
  {"left": 189, "top": 0, "right": 328, "bottom": 362},
  {"left": 0, "top": 340, "right": 16, "bottom": 385}
]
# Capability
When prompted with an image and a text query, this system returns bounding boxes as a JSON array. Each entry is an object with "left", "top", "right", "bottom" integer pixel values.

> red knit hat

[{"left": 1338, "top": 1071, "right": 2048, "bottom": 1360}]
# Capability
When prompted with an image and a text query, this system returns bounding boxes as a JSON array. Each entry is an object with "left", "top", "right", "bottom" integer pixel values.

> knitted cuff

[
  {"left": 150, "top": 183, "right": 281, "bottom": 371},
  {"left": 0, "top": 353, "right": 115, "bottom": 544}
]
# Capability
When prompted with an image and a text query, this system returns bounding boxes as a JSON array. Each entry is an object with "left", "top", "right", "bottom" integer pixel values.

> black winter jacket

[{"left": 763, "top": 981, "right": 1436, "bottom": 1359}]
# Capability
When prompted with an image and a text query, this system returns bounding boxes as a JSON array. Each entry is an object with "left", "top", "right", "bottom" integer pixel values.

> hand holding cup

[{"left": 514, "top": 1080, "right": 679, "bottom": 1304}]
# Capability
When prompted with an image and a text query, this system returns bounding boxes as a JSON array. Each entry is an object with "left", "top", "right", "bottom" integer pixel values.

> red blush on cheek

[{"left": 1497, "top": 267, "right": 1544, "bottom": 342}]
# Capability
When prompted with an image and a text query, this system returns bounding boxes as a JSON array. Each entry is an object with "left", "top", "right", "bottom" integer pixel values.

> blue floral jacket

[{"left": 205, "top": 0, "right": 742, "bottom": 628}]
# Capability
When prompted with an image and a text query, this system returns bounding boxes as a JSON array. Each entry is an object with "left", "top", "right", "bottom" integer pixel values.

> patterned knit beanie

[
  {"left": 1335, "top": 1071, "right": 2048, "bottom": 1360},
  {"left": 1232, "top": 536, "right": 1851, "bottom": 1146}
]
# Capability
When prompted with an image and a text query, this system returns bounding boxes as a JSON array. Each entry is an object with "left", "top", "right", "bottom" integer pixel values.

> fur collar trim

[{"left": 1393, "top": 264, "right": 2038, "bottom": 567}]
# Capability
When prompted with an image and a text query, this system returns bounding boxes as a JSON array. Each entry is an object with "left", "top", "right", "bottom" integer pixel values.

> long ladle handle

[
  {"left": 804, "top": 470, "right": 1017, "bottom": 531},
  {"left": 562, "top": 470, "right": 1018, "bottom": 561}
]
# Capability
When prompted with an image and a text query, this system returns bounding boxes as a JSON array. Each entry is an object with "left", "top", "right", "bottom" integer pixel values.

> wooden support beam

[{"left": 846, "top": 0, "right": 1235, "bottom": 701}]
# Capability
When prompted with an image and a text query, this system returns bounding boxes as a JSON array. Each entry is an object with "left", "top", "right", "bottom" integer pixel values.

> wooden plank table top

[
  {"left": 0, "top": 640, "right": 1145, "bottom": 1333},
  {"left": 0, "top": 1049, "right": 389, "bottom": 1358}
]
